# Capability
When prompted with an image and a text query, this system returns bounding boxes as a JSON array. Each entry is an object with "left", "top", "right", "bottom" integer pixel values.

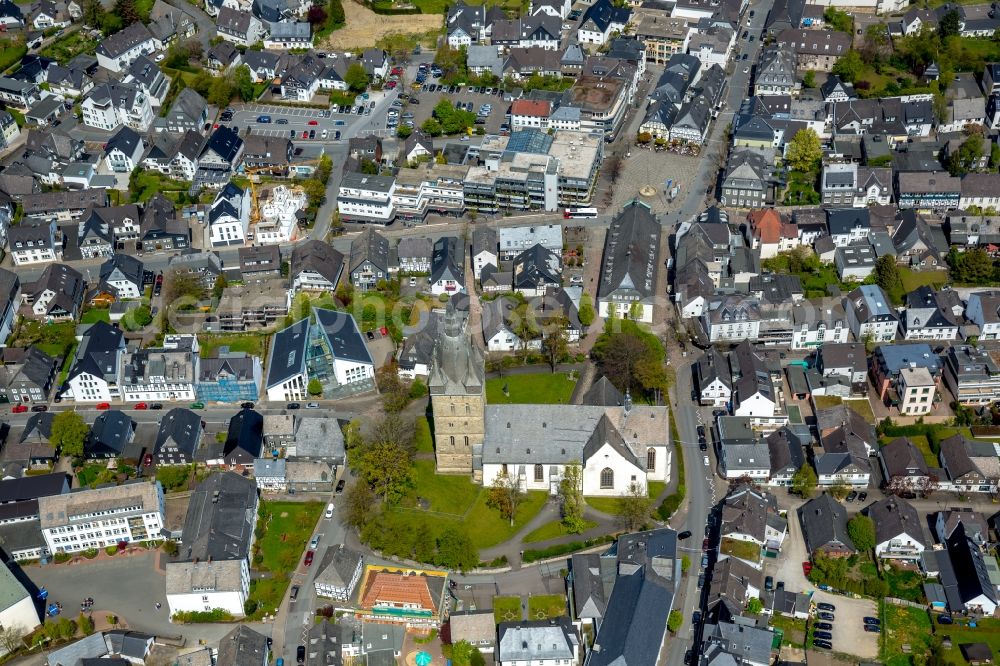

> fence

[{"left": 886, "top": 597, "right": 928, "bottom": 610}]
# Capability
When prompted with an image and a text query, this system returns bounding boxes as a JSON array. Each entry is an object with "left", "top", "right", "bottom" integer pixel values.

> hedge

[
  {"left": 171, "top": 609, "right": 234, "bottom": 623},
  {"left": 522, "top": 535, "right": 615, "bottom": 563}
]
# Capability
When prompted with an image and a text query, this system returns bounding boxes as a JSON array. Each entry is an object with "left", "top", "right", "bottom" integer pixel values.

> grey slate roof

[
  {"left": 586, "top": 566, "right": 673, "bottom": 666},
  {"left": 598, "top": 200, "right": 659, "bottom": 301},
  {"left": 291, "top": 239, "right": 345, "bottom": 288},
  {"left": 798, "top": 493, "right": 855, "bottom": 554},
  {"left": 154, "top": 407, "right": 202, "bottom": 459},
  {"left": 314, "top": 308, "right": 374, "bottom": 366},
  {"left": 867, "top": 496, "right": 925, "bottom": 547},
  {"left": 314, "top": 544, "right": 363, "bottom": 591},
  {"left": 180, "top": 471, "right": 257, "bottom": 562},
  {"left": 216, "top": 626, "right": 269, "bottom": 666},
  {"left": 266, "top": 317, "right": 309, "bottom": 388}
]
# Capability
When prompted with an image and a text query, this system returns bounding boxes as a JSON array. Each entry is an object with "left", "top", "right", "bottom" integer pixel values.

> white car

[
  {"left": 743, "top": 66, "right": 750, "bottom": 73},
  {"left": 155, "top": 53, "right": 165, "bottom": 62},
  {"left": 703, "top": 456, "right": 710, "bottom": 466},
  {"left": 309, "top": 535, "right": 319, "bottom": 549},
  {"left": 325, "top": 503, "right": 335, "bottom": 518}
]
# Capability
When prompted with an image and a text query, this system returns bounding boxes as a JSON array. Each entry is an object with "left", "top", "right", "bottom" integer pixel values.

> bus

[{"left": 563, "top": 207, "right": 598, "bottom": 219}]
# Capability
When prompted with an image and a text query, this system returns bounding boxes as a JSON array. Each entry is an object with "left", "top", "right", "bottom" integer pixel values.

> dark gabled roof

[
  {"left": 314, "top": 308, "right": 374, "bottom": 366},
  {"left": 512, "top": 243, "right": 560, "bottom": 290},
  {"left": 766, "top": 427, "right": 804, "bottom": 474},
  {"left": 290, "top": 239, "right": 345, "bottom": 287},
  {"left": 105, "top": 126, "right": 141, "bottom": 158},
  {"left": 99, "top": 253, "right": 143, "bottom": 290},
  {"left": 85, "top": 410, "right": 134, "bottom": 457},
  {"left": 585, "top": 566, "right": 672, "bottom": 666},
  {"left": 224, "top": 409, "right": 264, "bottom": 461},
  {"left": 19, "top": 411, "right": 55, "bottom": 444},
  {"left": 580, "top": 0, "right": 630, "bottom": 34},
  {"left": 0, "top": 472, "right": 66, "bottom": 503},
  {"left": 217, "top": 626, "right": 269, "bottom": 666},
  {"left": 154, "top": 408, "right": 202, "bottom": 459},
  {"left": 0, "top": 345, "right": 55, "bottom": 391},
  {"left": 96, "top": 22, "right": 153, "bottom": 59},
  {"left": 867, "top": 496, "right": 925, "bottom": 546},
  {"left": 879, "top": 437, "right": 931, "bottom": 479},
  {"left": 798, "top": 493, "right": 855, "bottom": 554},
  {"left": 946, "top": 522, "right": 998, "bottom": 610},
  {"left": 598, "top": 200, "right": 659, "bottom": 299},
  {"left": 349, "top": 227, "right": 390, "bottom": 274},
  {"left": 202, "top": 125, "right": 243, "bottom": 164},
  {"left": 430, "top": 236, "right": 465, "bottom": 286},
  {"left": 582, "top": 376, "right": 624, "bottom": 406},
  {"left": 180, "top": 471, "right": 258, "bottom": 561},
  {"left": 266, "top": 317, "right": 309, "bottom": 389},
  {"left": 66, "top": 321, "right": 124, "bottom": 384}
]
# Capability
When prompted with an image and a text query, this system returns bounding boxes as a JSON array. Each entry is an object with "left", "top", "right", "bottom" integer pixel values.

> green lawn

[
  {"left": 939, "top": 618, "right": 1000, "bottom": 665},
  {"left": 246, "top": 577, "right": 287, "bottom": 618},
  {"left": 813, "top": 395, "right": 875, "bottom": 424},
  {"left": 81, "top": 309, "right": 110, "bottom": 324},
  {"left": 408, "top": 459, "right": 481, "bottom": 515},
  {"left": 719, "top": 537, "right": 761, "bottom": 562},
  {"left": 197, "top": 333, "right": 267, "bottom": 359},
  {"left": 255, "top": 501, "right": 324, "bottom": 574},
  {"left": 39, "top": 31, "right": 97, "bottom": 63},
  {"left": 783, "top": 171, "right": 820, "bottom": 206},
  {"left": 414, "top": 416, "right": 433, "bottom": 453},
  {"left": 584, "top": 495, "right": 620, "bottom": 514},
  {"left": 11, "top": 320, "right": 76, "bottom": 361},
  {"left": 882, "top": 604, "right": 932, "bottom": 666},
  {"left": 882, "top": 563, "right": 926, "bottom": 603},
  {"left": 647, "top": 481, "right": 666, "bottom": 499},
  {"left": 522, "top": 519, "right": 598, "bottom": 543},
  {"left": 899, "top": 267, "right": 949, "bottom": 293},
  {"left": 464, "top": 490, "right": 547, "bottom": 549},
  {"left": 130, "top": 172, "right": 189, "bottom": 203},
  {"left": 769, "top": 614, "right": 806, "bottom": 648},
  {"left": 485, "top": 373, "right": 577, "bottom": 404},
  {"left": 493, "top": 596, "right": 522, "bottom": 623},
  {"left": 527, "top": 594, "right": 567, "bottom": 620}
]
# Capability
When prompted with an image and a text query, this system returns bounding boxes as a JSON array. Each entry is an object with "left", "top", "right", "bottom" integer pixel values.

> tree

[
  {"left": 113, "top": 0, "right": 140, "bottom": 24},
  {"left": 578, "top": 293, "right": 595, "bottom": 327},
  {"left": 307, "top": 378, "right": 322, "bottom": 396},
  {"left": 786, "top": 128, "right": 823, "bottom": 174},
  {"left": 396, "top": 125, "right": 412, "bottom": 139},
  {"left": 947, "top": 134, "right": 984, "bottom": 176},
  {"left": 205, "top": 76, "right": 235, "bottom": 108},
  {"left": 327, "top": 0, "right": 345, "bottom": 26},
  {"left": 122, "top": 304, "right": 152, "bottom": 331},
  {"left": 616, "top": 482, "right": 651, "bottom": 531},
  {"left": 435, "top": 527, "right": 478, "bottom": 571},
  {"left": 234, "top": 65, "right": 255, "bottom": 102},
  {"left": 847, "top": 514, "right": 876, "bottom": 551},
  {"left": 802, "top": 70, "right": 816, "bottom": 88},
  {"left": 667, "top": 610, "right": 682, "bottom": 633},
  {"left": 212, "top": 274, "right": 228, "bottom": 300},
  {"left": 591, "top": 320, "right": 667, "bottom": 399},
  {"left": 342, "top": 481, "right": 376, "bottom": 531},
  {"left": 746, "top": 597, "right": 764, "bottom": 615},
  {"left": 541, "top": 326, "right": 568, "bottom": 372},
  {"left": 0, "top": 625, "right": 24, "bottom": 654},
  {"left": 487, "top": 472, "right": 524, "bottom": 526},
  {"left": 354, "top": 415, "right": 415, "bottom": 503},
  {"left": 824, "top": 6, "right": 852, "bottom": 33},
  {"left": 450, "top": 640, "right": 486, "bottom": 666},
  {"left": 307, "top": 4, "right": 327, "bottom": 25},
  {"left": 78, "top": 613, "right": 94, "bottom": 635},
  {"left": 861, "top": 23, "right": 891, "bottom": 65},
  {"left": 420, "top": 117, "right": 442, "bottom": 136},
  {"left": 790, "top": 464, "right": 817, "bottom": 498},
  {"left": 873, "top": 255, "right": 901, "bottom": 295},
  {"left": 81, "top": 0, "right": 102, "bottom": 26},
  {"left": 51, "top": 410, "right": 88, "bottom": 458},
  {"left": 345, "top": 63, "right": 369, "bottom": 93},
  {"left": 829, "top": 481, "right": 851, "bottom": 500},
  {"left": 681, "top": 554, "right": 690, "bottom": 573},
  {"left": 559, "top": 462, "right": 587, "bottom": 533},
  {"left": 831, "top": 49, "right": 864, "bottom": 83},
  {"left": 938, "top": 9, "right": 961, "bottom": 39}
]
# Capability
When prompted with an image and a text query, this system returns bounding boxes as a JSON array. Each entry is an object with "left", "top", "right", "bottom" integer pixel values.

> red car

[
  {"left": 96, "top": 402, "right": 111, "bottom": 410},
  {"left": 10, "top": 405, "right": 27, "bottom": 414},
  {"left": 304, "top": 551, "right": 315, "bottom": 566},
  {"left": 134, "top": 402, "right": 148, "bottom": 410},
  {"left": 702, "top": 538, "right": 709, "bottom": 551},
  {"left": 307, "top": 120, "right": 319, "bottom": 126},
  {"left": 385, "top": 81, "right": 397, "bottom": 89},
  {"left": 302, "top": 131, "right": 309, "bottom": 138},
  {"left": 390, "top": 66, "right": 403, "bottom": 76},
  {"left": 802, "top": 561, "right": 813, "bottom": 575}
]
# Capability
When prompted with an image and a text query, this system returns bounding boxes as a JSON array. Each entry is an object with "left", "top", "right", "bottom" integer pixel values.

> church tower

[{"left": 427, "top": 301, "right": 486, "bottom": 477}]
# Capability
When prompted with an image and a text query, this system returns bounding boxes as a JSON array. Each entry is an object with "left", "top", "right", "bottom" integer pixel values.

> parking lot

[{"left": 227, "top": 95, "right": 392, "bottom": 140}]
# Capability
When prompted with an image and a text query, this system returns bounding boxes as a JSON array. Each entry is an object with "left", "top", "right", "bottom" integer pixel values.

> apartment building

[{"left": 39, "top": 481, "right": 165, "bottom": 554}]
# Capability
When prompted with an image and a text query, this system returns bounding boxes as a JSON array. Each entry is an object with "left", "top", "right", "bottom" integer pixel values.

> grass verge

[
  {"left": 485, "top": 372, "right": 577, "bottom": 404},
  {"left": 522, "top": 519, "right": 598, "bottom": 543}
]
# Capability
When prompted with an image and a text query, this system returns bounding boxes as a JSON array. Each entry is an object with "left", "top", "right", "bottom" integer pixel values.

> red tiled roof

[
  {"left": 510, "top": 99, "right": 551, "bottom": 117},
  {"left": 360, "top": 571, "right": 438, "bottom": 613},
  {"left": 749, "top": 208, "right": 796, "bottom": 243}
]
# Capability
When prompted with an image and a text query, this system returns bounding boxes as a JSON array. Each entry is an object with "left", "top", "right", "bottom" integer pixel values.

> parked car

[
  {"left": 309, "top": 535, "right": 319, "bottom": 549},
  {"left": 287, "top": 402, "right": 301, "bottom": 410},
  {"left": 863, "top": 617, "right": 880, "bottom": 625},
  {"left": 815, "top": 622, "right": 833, "bottom": 631},
  {"left": 845, "top": 491, "right": 858, "bottom": 502},
  {"left": 276, "top": 118, "right": 288, "bottom": 125},
  {"left": 304, "top": 551, "right": 314, "bottom": 566},
  {"left": 297, "top": 645, "right": 306, "bottom": 663},
  {"left": 858, "top": 492, "right": 868, "bottom": 502},
  {"left": 30, "top": 404, "right": 48, "bottom": 412},
  {"left": 335, "top": 479, "right": 346, "bottom": 493},
  {"left": 134, "top": 402, "right": 147, "bottom": 410},
  {"left": 700, "top": 554, "right": 709, "bottom": 568},
  {"left": 256, "top": 115, "right": 271, "bottom": 123},
  {"left": 290, "top": 585, "right": 299, "bottom": 600},
  {"left": 703, "top": 456, "right": 710, "bottom": 466},
  {"left": 692, "top": 610, "right": 702, "bottom": 624},
  {"left": 802, "top": 561, "right": 813, "bottom": 575},
  {"left": 96, "top": 402, "right": 111, "bottom": 410},
  {"left": 150, "top": 403, "right": 163, "bottom": 410},
  {"left": 697, "top": 425, "right": 706, "bottom": 438},
  {"left": 813, "top": 640, "right": 832, "bottom": 650},
  {"left": 702, "top": 538, "right": 709, "bottom": 551},
  {"left": 764, "top": 576, "right": 773, "bottom": 591},
  {"left": 818, "top": 612, "right": 835, "bottom": 621},
  {"left": 326, "top": 503, "right": 335, "bottom": 518},
  {"left": 678, "top": 530, "right": 692, "bottom": 540},
  {"left": 10, "top": 405, "right": 26, "bottom": 414},
  {"left": 696, "top": 574, "right": 705, "bottom": 589},
  {"left": 864, "top": 625, "right": 881, "bottom": 633},
  {"left": 817, "top": 603, "right": 836, "bottom": 612},
  {"left": 241, "top": 402, "right": 255, "bottom": 409},
  {"left": 190, "top": 402, "right": 205, "bottom": 409}
]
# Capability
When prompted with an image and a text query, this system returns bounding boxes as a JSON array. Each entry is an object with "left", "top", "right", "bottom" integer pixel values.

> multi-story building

[
  {"left": 39, "top": 481, "right": 165, "bottom": 553},
  {"left": 597, "top": 201, "right": 660, "bottom": 323},
  {"left": 633, "top": 12, "right": 689, "bottom": 64},
  {"left": 95, "top": 22, "right": 156, "bottom": 73},
  {"left": 965, "top": 291, "right": 1000, "bottom": 340},
  {"left": 208, "top": 183, "right": 251, "bottom": 247},
  {"left": 120, "top": 336, "right": 199, "bottom": 403},
  {"left": 65, "top": 321, "right": 126, "bottom": 403},
  {"left": 337, "top": 172, "right": 396, "bottom": 224},
  {"left": 391, "top": 164, "right": 468, "bottom": 222},
  {"left": 896, "top": 172, "right": 961, "bottom": 210},
  {"left": 81, "top": 83, "right": 154, "bottom": 133},
  {"left": 899, "top": 366, "right": 936, "bottom": 416},
  {"left": 844, "top": 285, "right": 898, "bottom": 343},
  {"left": 944, "top": 345, "right": 1000, "bottom": 406},
  {"left": 7, "top": 220, "right": 58, "bottom": 266}
]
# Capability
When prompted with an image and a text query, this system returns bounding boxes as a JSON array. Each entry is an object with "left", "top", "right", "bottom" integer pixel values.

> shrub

[
  {"left": 171, "top": 609, "right": 234, "bottom": 623},
  {"left": 162, "top": 540, "right": 179, "bottom": 557},
  {"left": 83, "top": 548, "right": 98, "bottom": 559},
  {"left": 53, "top": 552, "right": 71, "bottom": 563},
  {"left": 522, "top": 535, "right": 614, "bottom": 563},
  {"left": 105, "top": 546, "right": 117, "bottom": 556},
  {"left": 243, "top": 599, "right": 258, "bottom": 616}
]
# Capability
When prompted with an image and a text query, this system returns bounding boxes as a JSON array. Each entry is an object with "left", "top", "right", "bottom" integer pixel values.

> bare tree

[
  {"left": 0, "top": 625, "right": 24, "bottom": 655},
  {"left": 616, "top": 482, "right": 652, "bottom": 532}
]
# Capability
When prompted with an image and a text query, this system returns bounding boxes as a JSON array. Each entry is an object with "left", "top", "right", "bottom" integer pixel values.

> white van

[{"left": 325, "top": 503, "right": 334, "bottom": 518}]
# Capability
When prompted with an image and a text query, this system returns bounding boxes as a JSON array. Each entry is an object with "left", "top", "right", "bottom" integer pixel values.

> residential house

[
  {"left": 337, "top": 172, "right": 395, "bottom": 224},
  {"left": 95, "top": 23, "right": 156, "bottom": 73},
  {"left": 124, "top": 56, "right": 170, "bottom": 108},
  {"left": 164, "top": 88, "right": 208, "bottom": 134},
  {"left": 814, "top": 404, "right": 874, "bottom": 487},
  {"left": 696, "top": 347, "right": 732, "bottom": 407},
  {"left": 944, "top": 344, "right": 1000, "bottom": 406},
  {"left": 97, "top": 254, "right": 143, "bottom": 301},
  {"left": 313, "top": 545, "right": 364, "bottom": 601},
  {"left": 39, "top": 482, "right": 163, "bottom": 554},
  {"left": 878, "top": 437, "right": 932, "bottom": 495},
  {"left": 844, "top": 284, "right": 898, "bottom": 343},
  {"left": 216, "top": 7, "right": 265, "bottom": 46},
  {"left": 767, "top": 427, "right": 805, "bottom": 487},
  {"left": 290, "top": 239, "right": 344, "bottom": 293},
  {"left": 65, "top": 321, "right": 126, "bottom": 403},
  {"left": 7, "top": 220, "right": 58, "bottom": 266},
  {"left": 577, "top": 0, "right": 629, "bottom": 46},
  {"left": 348, "top": 228, "right": 390, "bottom": 292},
  {"left": 868, "top": 497, "right": 926, "bottom": 561},
  {"left": 896, "top": 172, "right": 961, "bottom": 210},
  {"left": 84, "top": 410, "right": 135, "bottom": 459},
  {"left": 497, "top": 618, "right": 579, "bottom": 666},
  {"left": 26, "top": 263, "right": 84, "bottom": 321},
  {"left": 0, "top": 346, "right": 56, "bottom": 405},
  {"left": 104, "top": 126, "right": 144, "bottom": 174},
  {"left": 209, "top": 183, "right": 251, "bottom": 247},
  {"left": 81, "top": 82, "right": 154, "bottom": 133},
  {"left": 870, "top": 343, "right": 942, "bottom": 402},
  {"left": 798, "top": 493, "right": 855, "bottom": 557},
  {"left": 938, "top": 434, "right": 999, "bottom": 493},
  {"left": 902, "top": 286, "right": 959, "bottom": 341},
  {"left": 153, "top": 408, "right": 202, "bottom": 466},
  {"left": 721, "top": 148, "right": 771, "bottom": 209}
]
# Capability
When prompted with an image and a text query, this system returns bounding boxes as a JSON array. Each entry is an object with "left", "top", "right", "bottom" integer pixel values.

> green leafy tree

[
  {"left": 824, "top": 6, "right": 853, "bottom": 33},
  {"left": 78, "top": 613, "right": 94, "bottom": 635},
  {"left": 307, "top": 378, "right": 322, "bottom": 396},
  {"left": 541, "top": 324, "right": 568, "bottom": 372},
  {"left": 122, "top": 304, "right": 152, "bottom": 331},
  {"left": 829, "top": 481, "right": 851, "bottom": 500},
  {"left": 831, "top": 49, "right": 864, "bottom": 83},
  {"left": 345, "top": 63, "right": 369, "bottom": 93},
  {"left": 81, "top": 0, "right": 102, "bottom": 26},
  {"left": 847, "top": 514, "right": 876, "bottom": 551},
  {"left": 591, "top": 320, "right": 667, "bottom": 400},
  {"left": 354, "top": 415, "right": 415, "bottom": 503},
  {"left": 421, "top": 117, "right": 442, "bottom": 136},
  {"left": 861, "top": 23, "right": 891, "bottom": 64},
  {"left": 873, "top": 255, "right": 901, "bottom": 295},
  {"left": 938, "top": 10, "right": 961, "bottom": 39},
  {"left": 435, "top": 527, "right": 478, "bottom": 571},
  {"left": 947, "top": 134, "right": 984, "bottom": 176},
  {"left": 234, "top": 65, "right": 255, "bottom": 102},
  {"left": 559, "top": 462, "right": 587, "bottom": 533},
  {"left": 948, "top": 247, "right": 997, "bottom": 284},
  {"left": 802, "top": 70, "right": 816, "bottom": 88},
  {"left": 667, "top": 610, "right": 682, "bottom": 633},
  {"left": 342, "top": 481, "right": 376, "bottom": 531},
  {"left": 578, "top": 293, "right": 595, "bottom": 327},
  {"left": 450, "top": 640, "right": 485, "bottom": 666},
  {"left": 396, "top": 125, "right": 413, "bottom": 139},
  {"left": 212, "top": 274, "right": 227, "bottom": 300},
  {"left": 746, "top": 597, "right": 764, "bottom": 615},
  {"left": 51, "top": 411, "right": 88, "bottom": 458},
  {"left": 791, "top": 464, "right": 817, "bottom": 498},
  {"left": 681, "top": 555, "right": 690, "bottom": 573},
  {"left": 487, "top": 472, "right": 524, "bottom": 526},
  {"left": 786, "top": 128, "right": 823, "bottom": 174},
  {"left": 113, "top": 0, "right": 140, "bottom": 24},
  {"left": 616, "top": 482, "right": 651, "bottom": 531}
]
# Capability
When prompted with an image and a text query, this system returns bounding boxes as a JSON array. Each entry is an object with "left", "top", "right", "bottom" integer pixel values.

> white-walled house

[
  {"left": 868, "top": 497, "right": 926, "bottom": 561},
  {"left": 64, "top": 321, "right": 126, "bottom": 403},
  {"left": 208, "top": 183, "right": 250, "bottom": 247}
]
